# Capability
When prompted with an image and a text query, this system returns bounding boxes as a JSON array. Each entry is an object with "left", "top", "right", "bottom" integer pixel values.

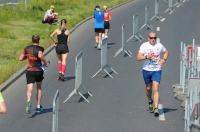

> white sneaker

[
  {"left": 97, "top": 44, "right": 101, "bottom": 49},
  {"left": 102, "top": 34, "right": 105, "bottom": 38}
]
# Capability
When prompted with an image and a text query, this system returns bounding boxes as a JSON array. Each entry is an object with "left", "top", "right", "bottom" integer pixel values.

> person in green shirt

[{"left": 0, "top": 92, "right": 7, "bottom": 113}]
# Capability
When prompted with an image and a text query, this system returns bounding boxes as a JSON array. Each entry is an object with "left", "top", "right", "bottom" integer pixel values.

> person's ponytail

[{"left": 60, "top": 19, "right": 67, "bottom": 30}]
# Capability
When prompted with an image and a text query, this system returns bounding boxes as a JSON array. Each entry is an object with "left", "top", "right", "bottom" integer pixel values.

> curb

[{"left": 0, "top": 0, "right": 134, "bottom": 92}]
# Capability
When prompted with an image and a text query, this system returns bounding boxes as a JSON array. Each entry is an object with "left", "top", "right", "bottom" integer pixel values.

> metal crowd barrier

[
  {"left": 114, "top": 24, "right": 132, "bottom": 58},
  {"left": 173, "top": 37, "right": 200, "bottom": 132},
  {"left": 185, "top": 79, "right": 200, "bottom": 132},
  {"left": 92, "top": 38, "right": 118, "bottom": 78},
  {"left": 179, "top": 42, "right": 187, "bottom": 93},
  {"left": 53, "top": 90, "right": 59, "bottom": 132},
  {"left": 63, "top": 51, "right": 92, "bottom": 103},
  {"left": 174, "top": 0, "right": 185, "bottom": 8},
  {"left": 140, "top": 6, "right": 153, "bottom": 31},
  {"left": 0, "top": 2, "right": 18, "bottom": 6},
  {"left": 151, "top": 0, "right": 166, "bottom": 22},
  {"left": 165, "top": 0, "right": 175, "bottom": 14},
  {"left": 187, "top": 39, "right": 200, "bottom": 79},
  {"left": 174, "top": 39, "right": 200, "bottom": 95},
  {"left": 127, "top": 15, "right": 143, "bottom": 42},
  {"left": 0, "top": 0, "right": 28, "bottom": 9}
]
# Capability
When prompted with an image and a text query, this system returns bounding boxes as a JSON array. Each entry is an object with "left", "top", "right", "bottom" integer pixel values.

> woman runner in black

[{"left": 50, "top": 19, "right": 70, "bottom": 81}]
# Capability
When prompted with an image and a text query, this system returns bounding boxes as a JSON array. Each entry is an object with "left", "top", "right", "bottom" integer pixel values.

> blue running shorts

[{"left": 142, "top": 70, "right": 162, "bottom": 85}]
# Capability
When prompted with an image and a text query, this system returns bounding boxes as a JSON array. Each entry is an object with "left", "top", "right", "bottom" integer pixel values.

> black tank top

[{"left": 57, "top": 29, "right": 68, "bottom": 45}]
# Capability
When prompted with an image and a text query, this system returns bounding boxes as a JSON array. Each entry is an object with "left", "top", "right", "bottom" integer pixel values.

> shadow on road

[
  {"left": 163, "top": 107, "right": 178, "bottom": 113},
  {"left": 78, "top": 92, "right": 92, "bottom": 103},
  {"left": 108, "top": 42, "right": 115, "bottom": 45},
  {"left": 29, "top": 107, "right": 53, "bottom": 118},
  {"left": 64, "top": 76, "right": 75, "bottom": 81}
]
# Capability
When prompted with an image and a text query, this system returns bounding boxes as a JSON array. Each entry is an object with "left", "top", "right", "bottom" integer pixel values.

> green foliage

[{"left": 0, "top": 0, "right": 127, "bottom": 84}]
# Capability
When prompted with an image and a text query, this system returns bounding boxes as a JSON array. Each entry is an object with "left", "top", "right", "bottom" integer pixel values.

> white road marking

[
  {"left": 156, "top": 26, "right": 160, "bottom": 31},
  {"left": 158, "top": 104, "right": 166, "bottom": 121}
]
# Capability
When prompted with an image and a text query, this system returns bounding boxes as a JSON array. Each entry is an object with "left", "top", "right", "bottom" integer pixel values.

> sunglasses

[{"left": 149, "top": 37, "right": 157, "bottom": 39}]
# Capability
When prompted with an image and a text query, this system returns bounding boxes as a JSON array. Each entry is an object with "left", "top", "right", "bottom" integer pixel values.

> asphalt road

[{"left": 1, "top": 0, "right": 200, "bottom": 132}]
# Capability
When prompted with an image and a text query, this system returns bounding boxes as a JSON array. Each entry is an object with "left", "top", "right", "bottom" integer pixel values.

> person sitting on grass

[{"left": 42, "top": 5, "right": 58, "bottom": 24}]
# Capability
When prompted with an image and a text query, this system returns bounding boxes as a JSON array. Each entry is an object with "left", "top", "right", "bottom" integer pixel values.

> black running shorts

[
  {"left": 55, "top": 44, "right": 69, "bottom": 54},
  {"left": 26, "top": 70, "right": 44, "bottom": 84},
  {"left": 94, "top": 28, "right": 105, "bottom": 33},
  {"left": 104, "top": 21, "right": 110, "bottom": 29}
]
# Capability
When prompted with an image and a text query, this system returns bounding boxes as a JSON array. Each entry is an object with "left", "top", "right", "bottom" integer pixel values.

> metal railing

[
  {"left": 126, "top": 15, "right": 143, "bottom": 42},
  {"left": 53, "top": 90, "right": 59, "bottom": 132},
  {"left": 173, "top": 38, "right": 200, "bottom": 132},
  {"left": 0, "top": 0, "right": 28, "bottom": 9},
  {"left": 63, "top": 51, "right": 92, "bottom": 103},
  {"left": 174, "top": 39, "right": 200, "bottom": 95},
  {"left": 114, "top": 24, "right": 132, "bottom": 58},
  {"left": 151, "top": 0, "right": 166, "bottom": 22},
  {"left": 92, "top": 38, "right": 118, "bottom": 78},
  {"left": 185, "top": 82, "right": 200, "bottom": 132},
  {"left": 140, "top": 6, "right": 153, "bottom": 30}
]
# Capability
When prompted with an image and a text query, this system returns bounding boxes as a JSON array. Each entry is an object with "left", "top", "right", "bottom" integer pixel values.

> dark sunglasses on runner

[{"left": 149, "top": 37, "right": 157, "bottom": 39}]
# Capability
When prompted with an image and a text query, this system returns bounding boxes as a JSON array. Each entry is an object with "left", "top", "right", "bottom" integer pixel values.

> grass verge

[{"left": 0, "top": 0, "right": 128, "bottom": 84}]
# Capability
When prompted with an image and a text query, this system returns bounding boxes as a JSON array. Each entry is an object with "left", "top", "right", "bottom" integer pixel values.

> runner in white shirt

[{"left": 136, "top": 32, "right": 169, "bottom": 117}]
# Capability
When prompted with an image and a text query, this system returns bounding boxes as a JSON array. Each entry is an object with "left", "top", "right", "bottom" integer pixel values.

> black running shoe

[
  {"left": 148, "top": 100, "right": 154, "bottom": 113},
  {"left": 36, "top": 105, "right": 43, "bottom": 113},
  {"left": 154, "top": 108, "right": 159, "bottom": 117},
  {"left": 60, "top": 74, "right": 64, "bottom": 81}
]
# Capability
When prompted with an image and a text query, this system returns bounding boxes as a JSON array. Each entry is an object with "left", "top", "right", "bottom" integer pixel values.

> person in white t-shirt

[
  {"left": 43, "top": 5, "right": 58, "bottom": 24},
  {"left": 136, "top": 32, "right": 169, "bottom": 117}
]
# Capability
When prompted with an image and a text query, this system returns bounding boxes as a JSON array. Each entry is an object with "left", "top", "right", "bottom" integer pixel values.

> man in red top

[
  {"left": 103, "top": 5, "right": 112, "bottom": 38},
  {"left": 19, "top": 35, "right": 48, "bottom": 114}
]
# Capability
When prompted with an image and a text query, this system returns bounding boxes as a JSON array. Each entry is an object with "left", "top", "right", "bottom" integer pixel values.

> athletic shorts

[
  {"left": 55, "top": 44, "right": 69, "bottom": 54},
  {"left": 0, "top": 92, "right": 4, "bottom": 103},
  {"left": 104, "top": 21, "right": 110, "bottom": 29},
  {"left": 142, "top": 70, "right": 162, "bottom": 85},
  {"left": 26, "top": 70, "right": 44, "bottom": 84},
  {"left": 94, "top": 28, "right": 104, "bottom": 33}
]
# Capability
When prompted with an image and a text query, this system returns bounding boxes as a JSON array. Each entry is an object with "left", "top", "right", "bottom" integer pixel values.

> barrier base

[
  {"left": 174, "top": 1, "right": 184, "bottom": 8},
  {"left": 92, "top": 65, "right": 118, "bottom": 78},
  {"left": 151, "top": 15, "right": 166, "bottom": 22},
  {"left": 140, "top": 23, "right": 153, "bottom": 31},
  {"left": 127, "top": 33, "right": 143, "bottom": 42},
  {"left": 63, "top": 86, "right": 92, "bottom": 103},
  {"left": 114, "top": 47, "right": 132, "bottom": 58},
  {"left": 165, "top": 7, "right": 175, "bottom": 14}
]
